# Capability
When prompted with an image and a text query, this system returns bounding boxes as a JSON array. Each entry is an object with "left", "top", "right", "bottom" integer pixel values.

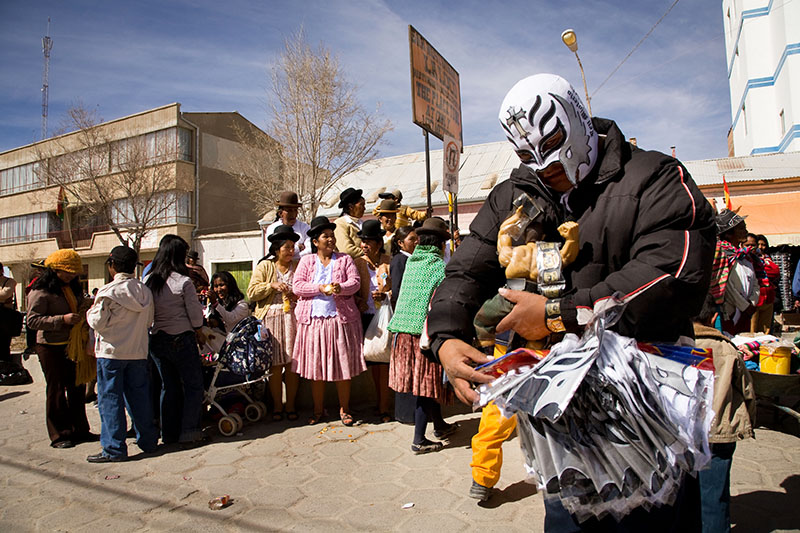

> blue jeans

[
  {"left": 149, "top": 331, "right": 204, "bottom": 443},
  {"left": 96, "top": 358, "right": 159, "bottom": 458},
  {"left": 699, "top": 442, "right": 736, "bottom": 533}
]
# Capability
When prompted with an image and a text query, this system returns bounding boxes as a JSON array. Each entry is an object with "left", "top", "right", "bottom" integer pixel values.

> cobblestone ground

[{"left": 0, "top": 354, "right": 798, "bottom": 532}]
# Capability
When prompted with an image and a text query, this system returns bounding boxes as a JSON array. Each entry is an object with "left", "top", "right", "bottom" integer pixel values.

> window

[
  {"left": 0, "top": 162, "right": 41, "bottom": 196},
  {"left": 0, "top": 212, "right": 50, "bottom": 244},
  {"left": 178, "top": 128, "right": 193, "bottom": 161},
  {"left": 780, "top": 109, "right": 786, "bottom": 135},
  {"left": 742, "top": 103, "right": 747, "bottom": 135},
  {"left": 111, "top": 191, "right": 192, "bottom": 227}
]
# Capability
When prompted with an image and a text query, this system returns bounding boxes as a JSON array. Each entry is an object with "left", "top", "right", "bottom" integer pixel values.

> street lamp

[{"left": 561, "top": 29, "right": 592, "bottom": 116}]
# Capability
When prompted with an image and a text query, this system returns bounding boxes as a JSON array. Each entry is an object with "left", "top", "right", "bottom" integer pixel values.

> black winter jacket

[{"left": 427, "top": 118, "right": 716, "bottom": 360}]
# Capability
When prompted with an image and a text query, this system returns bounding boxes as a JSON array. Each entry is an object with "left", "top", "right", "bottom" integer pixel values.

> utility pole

[{"left": 41, "top": 17, "right": 53, "bottom": 140}]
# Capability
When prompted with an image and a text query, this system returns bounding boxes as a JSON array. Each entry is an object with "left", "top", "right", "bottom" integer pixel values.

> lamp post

[{"left": 561, "top": 29, "right": 592, "bottom": 116}]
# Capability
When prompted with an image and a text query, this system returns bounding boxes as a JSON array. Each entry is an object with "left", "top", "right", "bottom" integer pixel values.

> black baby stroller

[{"left": 203, "top": 316, "right": 273, "bottom": 436}]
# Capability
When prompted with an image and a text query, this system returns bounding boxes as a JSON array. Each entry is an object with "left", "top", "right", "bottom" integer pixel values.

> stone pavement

[{"left": 1, "top": 357, "right": 799, "bottom": 532}]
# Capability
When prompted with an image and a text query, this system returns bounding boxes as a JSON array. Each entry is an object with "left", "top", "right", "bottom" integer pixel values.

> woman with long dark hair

[
  {"left": 27, "top": 249, "right": 97, "bottom": 448},
  {"left": 247, "top": 225, "right": 301, "bottom": 421},
  {"left": 389, "top": 225, "right": 419, "bottom": 310},
  {"left": 208, "top": 271, "right": 249, "bottom": 332},
  {"left": 145, "top": 234, "right": 206, "bottom": 446}
]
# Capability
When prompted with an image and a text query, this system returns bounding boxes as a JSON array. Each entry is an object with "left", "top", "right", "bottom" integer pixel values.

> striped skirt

[
  {"left": 388, "top": 332, "right": 449, "bottom": 401},
  {"left": 262, "top": 303, "right": 296, "bottom": 367},
  {"left": 292, "top": 316, "right": 366, "bottom": 382}
]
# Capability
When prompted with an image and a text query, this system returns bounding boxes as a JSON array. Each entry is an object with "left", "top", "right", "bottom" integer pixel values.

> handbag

[
  {"left": 363, "top": 301, "right": 393, "bottom": 363},
  {"left": 0, "top": 279, "right": 23, "bottom": 338}
]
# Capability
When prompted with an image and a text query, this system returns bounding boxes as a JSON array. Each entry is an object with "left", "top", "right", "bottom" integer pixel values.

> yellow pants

[{"left": 470, "top": 401, "right": 517, "bottom": 488}]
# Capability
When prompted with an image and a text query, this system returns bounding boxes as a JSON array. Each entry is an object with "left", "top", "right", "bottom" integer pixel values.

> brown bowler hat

[
  {"left": 276, "top": 191, "right": 302, "bottom": 208},
  {"left": 375, "top": 199, "right": 399, "bottom": 214}
]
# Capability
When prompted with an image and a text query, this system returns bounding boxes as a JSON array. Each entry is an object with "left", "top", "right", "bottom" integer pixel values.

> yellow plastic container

[{"left": 759, "top": 345, "right": 791, "bottom": 375}]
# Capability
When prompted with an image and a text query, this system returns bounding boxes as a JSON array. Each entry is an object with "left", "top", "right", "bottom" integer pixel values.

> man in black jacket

[{"left": 427, "top": 74, "right": 715, "bottom": 530}]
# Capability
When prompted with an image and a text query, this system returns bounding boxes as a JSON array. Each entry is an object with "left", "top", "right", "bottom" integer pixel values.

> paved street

[{"left": 1, "top": 356, "right": 798, "bottom": 532}]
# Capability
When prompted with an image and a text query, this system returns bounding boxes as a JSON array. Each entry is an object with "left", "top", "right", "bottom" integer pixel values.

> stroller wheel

[
  {"left": 218, "top": 416, "right": 238, "bottom": 437},
  {"left": 255, "top": 401, "right": 268, "bottom": 416},
  {"left": 230, "top": 412, "right": 244, "bottom": 431},
  {"left": 245, "top": 403, "right": 265, "bottom": 422}
]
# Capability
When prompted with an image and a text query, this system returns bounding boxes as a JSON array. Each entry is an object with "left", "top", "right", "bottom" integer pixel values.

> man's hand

[
  {"left": 495, "top": 288, "right": 550, "bottom": 341},
  {"left": 63, "top": 313, "right": 80, "bottom": 325},
  {"left": 438, "top": 339, "right": 492, "bottom": 405}
]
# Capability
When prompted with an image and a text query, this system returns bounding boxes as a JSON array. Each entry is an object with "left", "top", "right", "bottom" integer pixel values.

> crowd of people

[{"left": 4, "top": 70, "right": 799, "bottom": 531}]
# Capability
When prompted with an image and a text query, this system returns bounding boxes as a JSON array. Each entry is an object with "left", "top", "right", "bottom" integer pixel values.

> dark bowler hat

[
  {"left": 307, "top": 216, "right": 337, "bottom": 239},
  {"left": 268, "top": 224, "right": 300, "bottom": 243},
  {"left": 375, "top": 199, "right": 399, "bottom": 214},
  {"left": 715, "top": 209, "right": 747, "bottom": 235},
  {"left": 416, "top": 217, "right": 450, "bottom": 240},
  {"left": 357, "top": 219, "right": 385, "bottom": 242},
  {"left": 187, "top": 250, "right": 200, "bottom": 260},
  {"left": 337, "top": 187, "right": 364, "bottom": 209},
  {"left": 378, "top": 189, "right": 403, "bottom": 202},
  {"left": 276, "top": 191, "right": 302, "bottom": 208}
]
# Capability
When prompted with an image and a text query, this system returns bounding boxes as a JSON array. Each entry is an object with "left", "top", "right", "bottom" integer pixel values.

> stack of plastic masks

[{"left": 475, "top": 298, "right": 714, "bottom": 523}]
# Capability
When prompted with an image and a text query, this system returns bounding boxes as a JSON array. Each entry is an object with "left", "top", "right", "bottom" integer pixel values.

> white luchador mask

[{"left": 499, "top": 74, "right": 598, "bottom": 187}]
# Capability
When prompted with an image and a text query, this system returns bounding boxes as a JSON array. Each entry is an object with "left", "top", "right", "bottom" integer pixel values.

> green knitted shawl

[{"left": 388, "top": 245, "right": 445, "bottom": 335}]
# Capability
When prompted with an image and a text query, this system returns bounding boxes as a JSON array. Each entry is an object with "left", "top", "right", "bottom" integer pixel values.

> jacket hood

[{"left": 96, "top": 273, "right": 152, "bottom": 312}]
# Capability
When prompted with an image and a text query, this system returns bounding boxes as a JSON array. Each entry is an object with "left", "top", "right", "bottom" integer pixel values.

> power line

[{"left": 592, "top": 0, "right": 681, "bottom": 97}]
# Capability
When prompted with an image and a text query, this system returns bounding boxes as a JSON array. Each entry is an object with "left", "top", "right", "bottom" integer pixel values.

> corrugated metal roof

[
  {"left": 684, "top": 150, "right": 800, "bottom": 186},
  {"left": 317, "top": 141, "right": 518, "bottom": 217},
  {"left": 317, "top": 144, "right": 800, "bottom": 217}
]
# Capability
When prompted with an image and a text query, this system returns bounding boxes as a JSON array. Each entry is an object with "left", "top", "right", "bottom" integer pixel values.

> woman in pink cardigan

[{"left": 293, "top": 216, "right": 365, "bottom": 426}]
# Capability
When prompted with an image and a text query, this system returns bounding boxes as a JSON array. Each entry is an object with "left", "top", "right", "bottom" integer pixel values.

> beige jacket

[
  {"left": 334, "top": 216, "right": 363, "bottom": 258},
  {"left": 0, "top": 276, "right": 16, "bottom": 309},
  {"left": 247, "top": 259, "right": 298, "bottom": 320},
  {"left": 694, "top": 323, "right": 756, "bottom": 443}
]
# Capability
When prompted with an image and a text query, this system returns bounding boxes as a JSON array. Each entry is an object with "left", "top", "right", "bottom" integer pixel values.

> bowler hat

[
  {"left": 268, "top": 224, "right": 300, "bottom": 243},
  {"left": 715, "top": 209, "right": 747, "bottom": 236},
  {"left": 307, "top": 216, "right": 337, "bottom": 239},
  {"left": 378, "top": 189, "right": 403, "bottom": 202},
  {"left": 108, "top": 246, "right": 139, "bottom": 272},
  {"left": 338, "top": 187, "right": 364, "bottom": 209},
  {"left": 375, "top": 199, "right": 399, "bottom": 214},
  {"left": 187, "top": 251, "right": 200, "bottom": 260},
  {"left": 276, "top": 191, "right": 302, "bottom": 208},
  {"left": 357, "top": 219, "right": 385, "bottom": 242},
  {"left": 416, "top": 217, "right": 450, "bottom": 240}
]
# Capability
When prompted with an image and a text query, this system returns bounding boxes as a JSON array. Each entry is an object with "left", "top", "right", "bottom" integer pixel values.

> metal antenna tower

[{"left": 41, "top": 17, "right": 53, "bottom": 140}]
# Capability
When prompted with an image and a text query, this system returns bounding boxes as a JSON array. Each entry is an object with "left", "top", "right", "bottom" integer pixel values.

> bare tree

[
  {"left": 228, "top": 121, "right": 285, "bottom": 218},
  {"left": 232, "top": 31, "right": 393, "bottom": 221},
  {"left": 35, "top": 103, "right": 188, "bottom": 256}
]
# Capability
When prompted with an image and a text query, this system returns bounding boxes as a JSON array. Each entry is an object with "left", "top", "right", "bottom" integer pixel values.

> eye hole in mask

[
  {"left": 539, "top": 119, "right": 566, "bottom": 161},
  {"left": 516, "top": 150, "right": 536, "bottom": 164}
]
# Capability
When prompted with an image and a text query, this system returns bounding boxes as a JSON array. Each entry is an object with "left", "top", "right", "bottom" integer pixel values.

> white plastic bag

[{"left": 364, "top": 302, "right": 393, "bottom": 363}]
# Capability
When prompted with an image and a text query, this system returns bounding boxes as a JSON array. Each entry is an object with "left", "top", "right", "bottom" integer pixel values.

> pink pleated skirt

[{"left": 292, "top": 316, "right": 366, "bottom": 381}]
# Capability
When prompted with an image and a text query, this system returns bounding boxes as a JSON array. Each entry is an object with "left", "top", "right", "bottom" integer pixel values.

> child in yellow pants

[{"left": 469, "top": 400, "right": 517, "bottom": 500}]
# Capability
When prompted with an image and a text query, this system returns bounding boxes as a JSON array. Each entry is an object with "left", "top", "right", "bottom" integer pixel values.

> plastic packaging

[{"left": 208, "top": 495, "right": 230, "bottom": 510}]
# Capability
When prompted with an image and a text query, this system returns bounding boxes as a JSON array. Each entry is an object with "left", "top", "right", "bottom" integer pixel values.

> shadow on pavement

[
  {"left": 731, "top": 474, "right": 800, "bottom": 532},
  {"left": 0, "top": 390, "right": 29, "bottom": 402},
  {"left": 478, "top": 480, "right": 538, "bottom": 508}
]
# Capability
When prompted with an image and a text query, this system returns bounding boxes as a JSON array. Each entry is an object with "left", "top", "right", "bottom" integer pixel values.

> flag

[
  {"left": 721, "top": 174, "right": 733, "bottom": 210},
  {"left": 56, "top": 186, "right": 68, "bottom": 220}
]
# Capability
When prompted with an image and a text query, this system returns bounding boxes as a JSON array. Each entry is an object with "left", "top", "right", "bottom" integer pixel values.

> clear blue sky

[{"left": 1, "top": 0, "right": 732, "bottom": 162}]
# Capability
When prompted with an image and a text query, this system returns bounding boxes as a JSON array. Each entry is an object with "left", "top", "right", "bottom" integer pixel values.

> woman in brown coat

[{"left": 27, "top": 249, "right": 97, "bottom": 448}]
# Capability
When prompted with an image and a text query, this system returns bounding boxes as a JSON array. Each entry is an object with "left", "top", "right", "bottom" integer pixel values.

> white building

[{"left": 723, "top": 0, "right": 800, "bottom": 156}]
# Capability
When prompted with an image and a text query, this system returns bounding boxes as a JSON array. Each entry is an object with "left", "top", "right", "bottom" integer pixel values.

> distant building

[
  {"left": 723, "top": 0, "right": 800, "bottom": 155},
  {"left": 0, "top": 104, "right": 274, "bottom": 305}
]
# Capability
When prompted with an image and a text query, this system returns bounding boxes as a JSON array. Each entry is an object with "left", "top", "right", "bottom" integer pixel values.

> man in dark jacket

[{"left": 427, "top": 74, "right": 716, "bottom": 530}]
